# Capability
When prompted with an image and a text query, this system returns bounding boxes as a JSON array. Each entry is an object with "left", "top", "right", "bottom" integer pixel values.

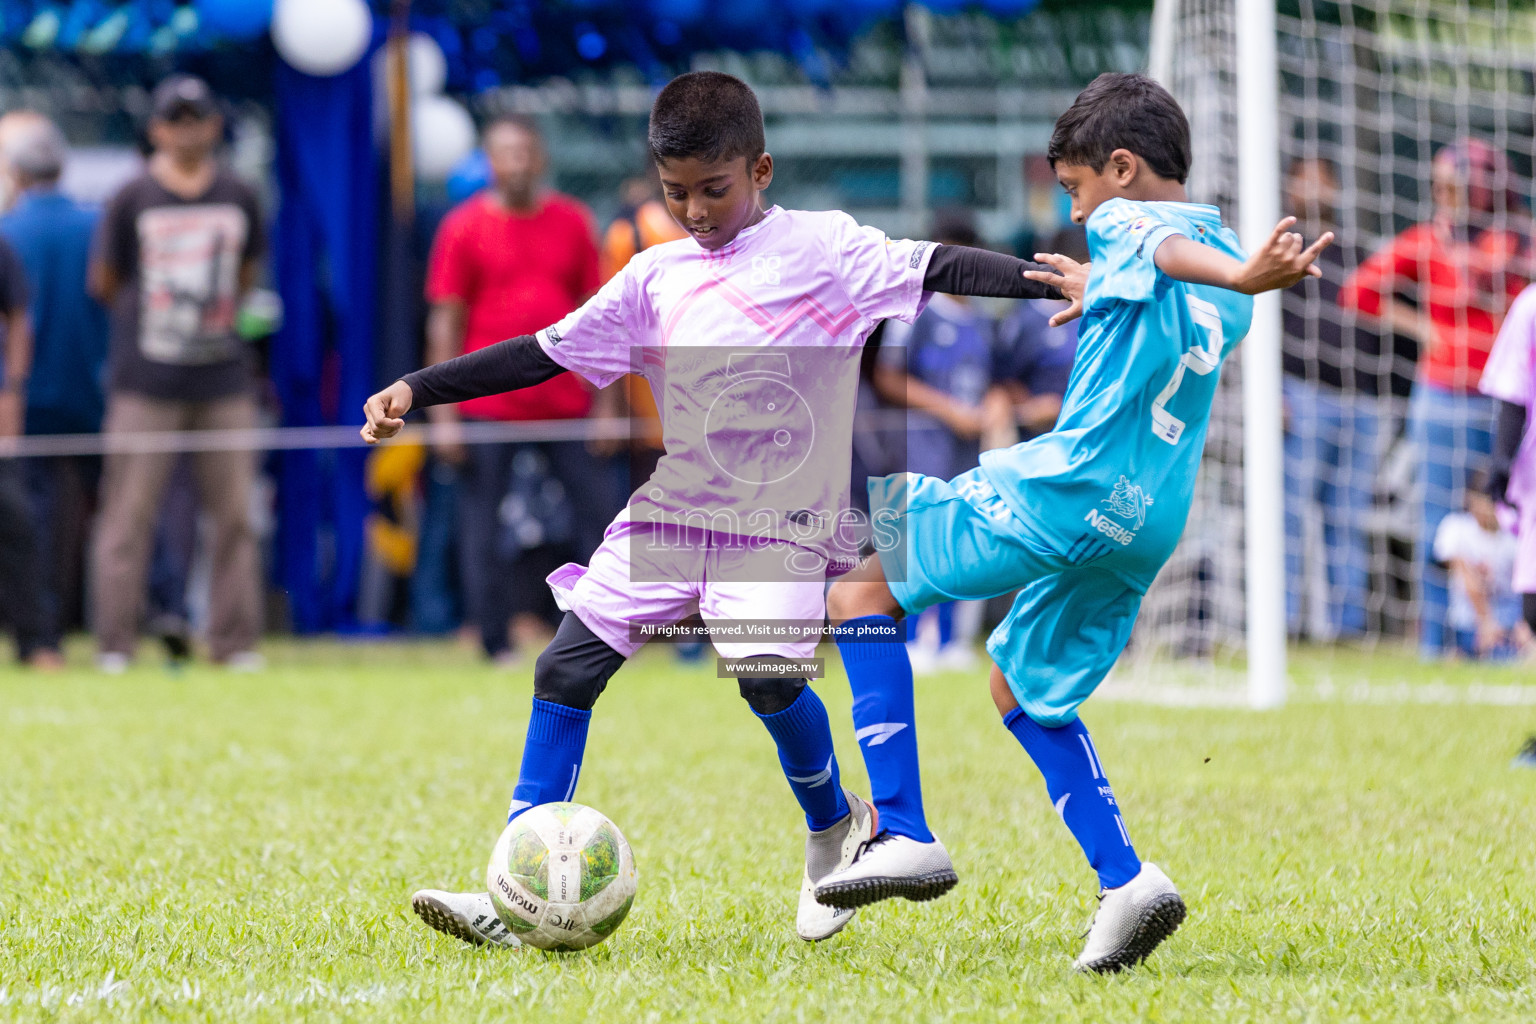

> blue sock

[
  {"left": 754, "top": 687, "right": 851, "bottom": 831},
  {"left": 506, "top": 698, "right": 591, "bottom": 822},
  {"left": 1003, "top": 708, "right": 1140, "bottom": 890},
  {"left": 835, "top": 614, "right": 933, "bottom": 843}
]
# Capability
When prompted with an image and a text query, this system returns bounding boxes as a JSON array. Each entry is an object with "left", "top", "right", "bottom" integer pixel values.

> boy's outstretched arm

[
  {"left": 360, "top": 334, "right": 562, "bottom": 443},
  {"left": 923, "top": 245, "right": 1087, "bottom": 307},
  {"left": 1154, "top": 216, "right": 1333, "bottom": 295}
]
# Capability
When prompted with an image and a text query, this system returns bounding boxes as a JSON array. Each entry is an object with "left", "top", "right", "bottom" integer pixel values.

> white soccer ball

[{"left": 486, "top": 802, "right": 638, "bottom": 951}]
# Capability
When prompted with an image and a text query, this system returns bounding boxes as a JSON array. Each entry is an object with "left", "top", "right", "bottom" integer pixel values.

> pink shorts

[{"left": 546, "top": 520, "right": 827, "bottom": 659}]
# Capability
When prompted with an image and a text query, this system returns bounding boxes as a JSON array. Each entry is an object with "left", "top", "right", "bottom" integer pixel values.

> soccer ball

[{"left": 486, "top": 802, "right": 638, "bottom": 951}]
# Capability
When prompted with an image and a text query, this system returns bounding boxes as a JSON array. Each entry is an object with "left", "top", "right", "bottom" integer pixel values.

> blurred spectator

[
  {"left": 89, "top": 74, "right": 265, "bottom": 672},
  {"left": 424, "top": 114, "right": 610, "bottom": 665},
  {"left": 991, "top": 224, "right": 1087, "bottom": 445},
  {"left": 873, "top": 209, "right": 1001, "bottom": 672},
  {"left": 1340, "top": 138, "right": 1531, "bottom": 657},
  {"left": 600, "top": 171, "right": 686, "bottom": 488},
  {"left": 0, "top": 226, "right": 59, "bottom": 667},
  {"left": 1279, "top": 157, "right": 1414, "bottom": 641},
  {"left": 600, "top": 171, "right": 687, "bottom": 282},
  {"left": 0, "top": 114, "right": 110, "bottom": 657},
  {"left": 1433, "top": 476, "right": 1526, "bottom": 660}
]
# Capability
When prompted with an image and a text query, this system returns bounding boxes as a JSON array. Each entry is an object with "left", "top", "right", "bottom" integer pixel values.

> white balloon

[
  {"left": 406, "top": 34, "right": 447, "bottom": 96},
  {"left": 370, "top": 32, "right": 447, "bottom": 98},
  {"left": 272, "top": 0, "right": 372, "bottom": 78},
  {"left": 413, "top": 96, "right": 477, "bottom": 182}
]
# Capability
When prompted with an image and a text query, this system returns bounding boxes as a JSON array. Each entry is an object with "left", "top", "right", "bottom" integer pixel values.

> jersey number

[{"left": 1150, "top": 294, "right": 1223, "bottom": 445}]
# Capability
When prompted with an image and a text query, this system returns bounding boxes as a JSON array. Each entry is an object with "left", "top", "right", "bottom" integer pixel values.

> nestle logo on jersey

[
  {"left": 1082, "top": 476, "right": 1154, "bottom": 546},
  {"left": 1083, "top": 508, "right": 1135, "bottom": 545}
]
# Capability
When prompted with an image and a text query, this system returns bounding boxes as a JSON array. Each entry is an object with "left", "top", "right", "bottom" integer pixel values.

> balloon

[
  {"left": 272, "top": 0, "right": 372, "bottom": 77},
  {"left": 446, "top": 149, "right": 490, "bottom": 204},
  {"left": 405, "top": 33, "right": 447, "bottom": 95},
  {"left": 413, "top": 95, "right": 477, "bottom": 182},
  {"left": 197, "top": 0, "right": 273, "bottom": 40},
  {"left": 370, "top": 32, "right": 448, "bottom": 98}
]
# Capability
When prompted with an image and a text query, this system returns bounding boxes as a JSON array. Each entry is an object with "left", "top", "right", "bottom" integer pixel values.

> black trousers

[
  {"left": 456, "top": 439, "right": 616, "bottom": 658},
  {"left": 0, "top": 461, "right": 47, "bottom": 658}
]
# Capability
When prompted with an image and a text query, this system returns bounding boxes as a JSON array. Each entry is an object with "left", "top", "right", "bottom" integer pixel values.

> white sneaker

[
  {"left": 796, "top": 790, "right": 878, "bottom": 942},
  {"left": 1073, "top": 863, "right": 1186, "bottom": 973},
  {"left": 96, "top": 652, "right": 130, "bottom": 675},
  {"left": 936, "top": 643, "right": 979, "bottom": 672},
  {"left": 223, "top": 651, "right": 266, "bottom": 673},
  {"left": 411, "top": 889, "right": 522, "bottom": 949},
  {"left": 813, "top": 831, "right": 957, "bottom": 909}
]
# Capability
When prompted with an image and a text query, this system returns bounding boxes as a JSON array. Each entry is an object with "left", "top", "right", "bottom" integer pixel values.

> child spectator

[{"left": 1433, "top": 476, "right": 1527, "bottom": 659}]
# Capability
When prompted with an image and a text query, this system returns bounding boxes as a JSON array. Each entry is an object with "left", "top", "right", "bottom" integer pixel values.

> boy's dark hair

[
  {"left": 1047, "top": 72, "right": 1191, "bottom": 184},
  {"left": 648, "top": 72, "right": 766, "bottom": 166}
]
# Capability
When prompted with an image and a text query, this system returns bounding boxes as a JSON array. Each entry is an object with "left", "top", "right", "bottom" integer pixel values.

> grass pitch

[{"left": 3, "top": 641, "right": 1535, "bottom": 1022}]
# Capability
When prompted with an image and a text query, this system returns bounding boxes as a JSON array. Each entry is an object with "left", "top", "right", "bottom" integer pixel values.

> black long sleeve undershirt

[
  {"left": 1489, "top": 398, "right": 1526, "bottom": 503},
  {"left": 400, "top": 335, "right": 560, "bottom": 410},
  {"left": 400, "top": 243, "right": 1068, "bottom": 410},
  {"left": 922, "top": 244, "right": 1065, "bottom": 301}
]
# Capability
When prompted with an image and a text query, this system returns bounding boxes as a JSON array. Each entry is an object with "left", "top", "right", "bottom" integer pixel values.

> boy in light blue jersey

[{"left": 816, "top": 73, "right": 1332, "bottom": 973}]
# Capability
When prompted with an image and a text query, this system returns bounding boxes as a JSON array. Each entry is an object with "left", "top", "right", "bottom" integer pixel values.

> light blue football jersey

[{"left": 977, "top": 198, "right": 1253, "bottom": 590}]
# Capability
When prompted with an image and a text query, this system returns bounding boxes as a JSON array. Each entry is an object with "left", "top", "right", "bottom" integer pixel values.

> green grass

[{"left": 3, "top": 641, "right": 1535, "bottom": 1022}]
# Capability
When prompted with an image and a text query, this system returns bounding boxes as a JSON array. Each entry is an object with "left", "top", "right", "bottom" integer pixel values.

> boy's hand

[
  {"left": 1024, "top": 253, "right": 1089, "bottom": 326},
  {"left": 1231, "top": 217, "right": 1333, "bottom": 294},
  {"left": 361, "top": 380, "right": 414, "bottom": 444}
]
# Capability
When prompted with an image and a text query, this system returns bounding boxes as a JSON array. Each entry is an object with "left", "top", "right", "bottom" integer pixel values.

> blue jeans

[
  {"left": 1407, "top": 383, "right": 1495, "bottom": 657},
  {"left": 1283, "top": 378, "right": 1386, "bottom": 638}
]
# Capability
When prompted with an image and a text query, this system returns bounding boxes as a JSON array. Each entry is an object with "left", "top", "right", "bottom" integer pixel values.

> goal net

[{"left": 1131, "top": 0, "right": 1536, "bottom": 674}]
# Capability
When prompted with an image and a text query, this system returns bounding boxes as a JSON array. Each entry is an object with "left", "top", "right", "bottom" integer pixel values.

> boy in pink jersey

[
  {"left": 362, "top": 71, "right": 1081, "bottom": 946},
  {"left": 1479, "top": 281, "right": 1536, "bottom": 766}
]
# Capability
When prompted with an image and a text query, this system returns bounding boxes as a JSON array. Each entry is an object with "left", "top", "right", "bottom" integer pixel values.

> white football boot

[
  {"left": 813, "top": 830, "right": 957, "bottom": 909},
  {"left": 796, "top": 790, "right": 878, "bottom": 941},
  {"left": 411, "top": 889, "right": 522, "bottom": 949},
  {"left": 1073, "top": 863, "right": 1186, "bottom": 973}
]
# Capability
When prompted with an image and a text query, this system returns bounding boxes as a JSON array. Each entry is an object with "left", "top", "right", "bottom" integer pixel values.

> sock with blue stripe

[
  {"left": 835, "top": 614, "right": 934, "bottom": 843},
  {"left": 506, "top": 698, "right": 591, "bottom": 822},
  {"left": 1003, "top": 708, "right": 1140, "bottom": 890},
  {"left": 754, "top": 687, "right": 851, "bottom": 831}
]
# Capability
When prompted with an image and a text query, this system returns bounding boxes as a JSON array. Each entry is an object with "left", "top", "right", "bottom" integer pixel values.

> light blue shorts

[{"left": 869, "top": 468, "right": 1143, "bottom": 725}]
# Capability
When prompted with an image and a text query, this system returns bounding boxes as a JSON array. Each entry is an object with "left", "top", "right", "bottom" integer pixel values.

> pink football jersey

[
  {"left": 1481, "top": 282, "right": 1536, "bottom": 590},
  {"left": 536, "top": 205, "right": 936, "bottom": 572}
]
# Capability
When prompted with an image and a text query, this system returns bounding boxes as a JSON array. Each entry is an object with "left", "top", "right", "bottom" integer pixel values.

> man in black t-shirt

[
  {"left": 1281, "top": 157, "right": 1416, "bottom": 640},
  {"left": 89, "top": 75, "right": 265, "bottom": 672}
]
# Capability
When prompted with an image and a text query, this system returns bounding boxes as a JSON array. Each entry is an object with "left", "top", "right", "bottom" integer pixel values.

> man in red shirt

[
  {"left": 1340, "top": 138, "right": 1532, "bottom": 656},
  {"left": 425, "top": 114, "right": 612, "bottom": 663}
]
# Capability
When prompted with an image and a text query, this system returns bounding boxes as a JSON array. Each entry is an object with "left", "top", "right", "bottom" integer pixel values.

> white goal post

[{"left": 1150, "top": 0, "right": 1288, "bottom": 708}]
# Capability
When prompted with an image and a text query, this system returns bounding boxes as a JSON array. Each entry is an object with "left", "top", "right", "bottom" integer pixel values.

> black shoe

[
  {"left": 150, "top": 614, "right": 192, "bottom": 664},
  {"left": 1513, "top": 736, "right": 1536, "bottom": 769}
]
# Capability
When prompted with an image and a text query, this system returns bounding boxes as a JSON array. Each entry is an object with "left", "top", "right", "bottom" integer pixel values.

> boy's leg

[
  {"left": 700, "top": 560, "right": 877, "bottom": 941},
  {"left": 412, "top": 611, "right": 627, "bottom": 948},
  {"left": 989, "top": 667, "right": 1140, "bottom": 891},
  {"left": 736, "top": 666, "right": 878, "bottom": 942},
  {"left": 505, "top": 612, "right": 628, "bottom": 819},
  {"left": 987, "top": 573, "right": 1185, "bottom": 973},
  {"left": 826, "top": 555, "right": 935, "bottom": 842}
]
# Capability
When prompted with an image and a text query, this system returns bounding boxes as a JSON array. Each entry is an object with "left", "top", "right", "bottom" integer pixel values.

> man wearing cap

[
  {"left": 89, "top": 74, "right": 266, "bottom": 672},
  {"left": 0, "top": 114, "right": 108, "bottom": 666}
]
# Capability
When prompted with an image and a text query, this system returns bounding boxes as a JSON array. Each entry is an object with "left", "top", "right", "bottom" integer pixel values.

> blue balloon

[
  {"left": 446, "top": 150, "right": 490, "bottom": 205},
  {"left": 196, "top": 0, "right": 272, "bottom": 40}
]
